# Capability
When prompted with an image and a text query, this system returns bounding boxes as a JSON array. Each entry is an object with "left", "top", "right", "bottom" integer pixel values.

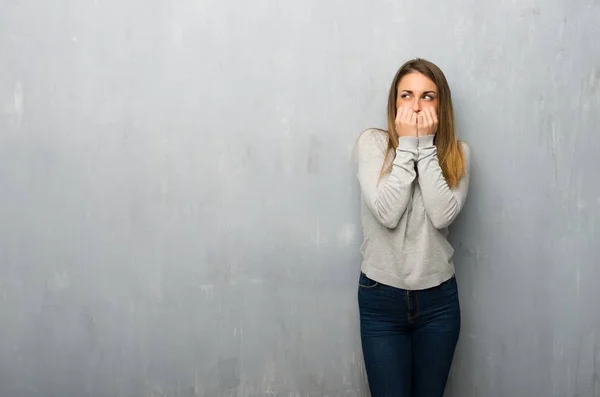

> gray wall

[{"left": 1, "top": 0, "right": 599, "bottom": 396}]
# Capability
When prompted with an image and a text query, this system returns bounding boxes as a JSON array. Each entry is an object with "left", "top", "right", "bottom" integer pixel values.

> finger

[
  {"left": 396, "top": 106, "right": 404, "bottom": 121},
  {"left": 410, "top": 112, "right": 418, "bottom": 136},
  {"left": 424, "top": 108, "right": 433, "bottom": 129},
  {"left": 400, "top": 107, "right": 406, "bottom": 122},
  {"left": 418, "top": 113, "right": 425, "bottom": 135},
  {"left": 432, "top": 108, "right": 439, "bottom": 133},
  {"left": 431, "top": 107, "right": 438, "bottom": 124},
  {"left": 395, "top": 109, "right": 405, "bottom": 130}
]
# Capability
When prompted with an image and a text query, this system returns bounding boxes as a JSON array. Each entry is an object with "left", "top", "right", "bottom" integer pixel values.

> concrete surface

[{"left": 1, "top": 0, "right": 599, "bottom": 396}]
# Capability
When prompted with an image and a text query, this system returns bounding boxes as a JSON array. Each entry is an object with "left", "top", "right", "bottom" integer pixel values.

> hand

[
  {"left": 395, "top": 107, "right": 418, "bottom": 137},
  {"left": 417, "top": 107, "right": 438, "bottom": 136}
]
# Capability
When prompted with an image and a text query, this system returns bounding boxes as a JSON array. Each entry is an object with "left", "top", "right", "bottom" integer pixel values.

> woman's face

[{"left": 395, "top": 72, "right": 439, "bottom": 114}]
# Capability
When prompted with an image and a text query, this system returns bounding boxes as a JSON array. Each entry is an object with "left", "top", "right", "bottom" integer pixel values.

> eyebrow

[{"left": 400, "top": 90, "right": 437, "bottom": 95}]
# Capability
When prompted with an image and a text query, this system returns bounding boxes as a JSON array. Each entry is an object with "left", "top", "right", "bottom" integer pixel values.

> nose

[{"left": 412, "top": 99, "right": 421, "bottom": 113}]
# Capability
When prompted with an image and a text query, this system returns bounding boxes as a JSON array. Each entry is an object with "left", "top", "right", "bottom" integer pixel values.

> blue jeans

[{"left": 357, "top": 272, "right": 461, "bottom": 397}]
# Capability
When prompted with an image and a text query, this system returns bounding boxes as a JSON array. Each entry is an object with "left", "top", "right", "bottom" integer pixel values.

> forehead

[{"left": 397, "top": 72, "right": 437, "bottom": 92}]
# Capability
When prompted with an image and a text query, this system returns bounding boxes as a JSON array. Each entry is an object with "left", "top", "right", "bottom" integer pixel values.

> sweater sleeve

[
  {"left": 416, "top": 135, "right": 471, "bottom": 229},
  {"left": 356, "top": 130, "right": 418, "bottom": 229}
]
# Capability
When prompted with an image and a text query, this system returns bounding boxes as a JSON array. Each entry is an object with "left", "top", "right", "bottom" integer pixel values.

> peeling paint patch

[
  {"left": 5, "top": 81, "right": 24, "bottom": 127},
  {"left": 199, "top": 284, "right": 214, "bottom": 301},
  {"left": 338, "top": 223, "right": 357, "bottom": 246},
  {"left": 307, "top": 136, "right": 322, "bottom": 175},
  {"left": 46, "top": 271, "right": 71, "bottom": 292}
]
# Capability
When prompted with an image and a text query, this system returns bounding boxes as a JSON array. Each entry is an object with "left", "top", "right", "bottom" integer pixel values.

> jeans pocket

[{"left": 358, "top": 272, "right": 379, "bottom": 289}]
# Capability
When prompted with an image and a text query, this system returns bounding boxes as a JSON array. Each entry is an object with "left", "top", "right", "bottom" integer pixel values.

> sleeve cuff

[
  {"left": 418, "top": 135, "right": 435, "bottom": 148},
  {"left": 398, "top": 136, "right": 419, "bottom": 150}
]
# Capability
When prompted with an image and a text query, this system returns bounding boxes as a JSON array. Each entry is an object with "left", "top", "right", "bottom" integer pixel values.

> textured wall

[{"left": 1, "top": 0, "right": 599, "bottom": 396}]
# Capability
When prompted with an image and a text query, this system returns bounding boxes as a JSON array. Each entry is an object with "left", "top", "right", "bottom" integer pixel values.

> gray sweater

[{"left": 356, "top": 129, "right": 471, "bottom": 290}]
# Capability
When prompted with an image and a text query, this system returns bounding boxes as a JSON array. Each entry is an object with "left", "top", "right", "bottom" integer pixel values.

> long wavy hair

[{"left": 380, "top": 58, "right": 465, "bottom": 188}]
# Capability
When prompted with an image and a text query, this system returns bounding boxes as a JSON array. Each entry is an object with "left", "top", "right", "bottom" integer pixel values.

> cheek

[{"left": 422, "top": 103, "right": 438, "bottom": 111}]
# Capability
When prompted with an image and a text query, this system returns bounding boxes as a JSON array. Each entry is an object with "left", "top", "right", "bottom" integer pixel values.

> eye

[
  {"left": 423, "top": 94, "right": 435, "bottom": 101},
  {"left": 401, "top": 93, "right": 412, "bottom": 99}
]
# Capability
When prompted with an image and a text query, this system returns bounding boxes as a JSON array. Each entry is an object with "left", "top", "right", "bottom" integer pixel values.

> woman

[{"left": 355, "top": 58, "right": 471, "bottom": 397}]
